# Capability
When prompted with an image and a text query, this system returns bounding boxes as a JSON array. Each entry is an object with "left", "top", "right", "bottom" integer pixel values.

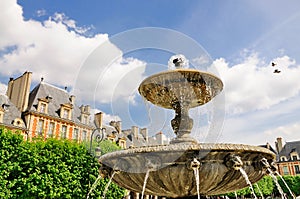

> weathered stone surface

[
  {"left": 138, "top": 69, "right": 223, "bottom": 109},
  {"left": 99, "top": 143, "right": 276, "bottom": 198}
]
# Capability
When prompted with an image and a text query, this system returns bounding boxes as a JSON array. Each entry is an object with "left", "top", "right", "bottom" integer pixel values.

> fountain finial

[{"left": 168, "top": 54, "right": 189, "bottom": 69}]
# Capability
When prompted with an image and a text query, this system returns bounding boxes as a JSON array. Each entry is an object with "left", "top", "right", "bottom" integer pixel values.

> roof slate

[
  {"left": 27, "top": 82, "right": 91, "bottom": 126},
  {"left": 278, "top": 140, "right": 300, "bottom": 160},
  {"left": 0, "top": 94, "right": 23, "bottom": 127}
]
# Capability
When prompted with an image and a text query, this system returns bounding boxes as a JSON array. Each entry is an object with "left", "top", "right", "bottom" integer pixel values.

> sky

[{"left": 1, "top": 0, "right": 300, "bottom": 147}]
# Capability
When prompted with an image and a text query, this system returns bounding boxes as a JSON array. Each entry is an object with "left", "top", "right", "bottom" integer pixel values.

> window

[
  {"left": 0, "top": 112, "right": 3, "bottom": 123},
  {"left": 295, "top": 165, "right": 300, "bottom": 174},
  {"left": 63, "top": 109, "right": 70, "bottom": 119},
  {"left": 118, "top": 140, "right": 126, "bottom": 149},
  {"left": 82, "top": 130, "right": 87, "bottom": 141},
  {"left": 292, "top": 155, "right": 298, "bottom": 161},
  {"left": 38, "top": 119, "right": 44, "bottom": 136},
  {"left": 283, "top": 166, "right": 289, "bottom": 175},
  {"left": 61, "top": 125, "right": 67, "bottom": 139},
  {"left": 73, "top": 128, "right": 79, "bottom": 141},
  {"left": 81, "top": 115, "right": 89, "bottom": 124},
  {"left": 39, "top": 103, "right": 46, "bottom": 113},
  {"left": 47, "top": 122, "right": 55, "bottom": 138}
]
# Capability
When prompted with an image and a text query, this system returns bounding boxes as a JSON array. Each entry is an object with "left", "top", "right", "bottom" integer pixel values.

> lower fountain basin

[{"left": 99, "top": 143, "right": 276, "bottom": 198}]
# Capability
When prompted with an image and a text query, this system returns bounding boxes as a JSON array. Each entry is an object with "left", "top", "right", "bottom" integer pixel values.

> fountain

[{"left": 99, "top": 55, "right": 276, "bottom": 198}]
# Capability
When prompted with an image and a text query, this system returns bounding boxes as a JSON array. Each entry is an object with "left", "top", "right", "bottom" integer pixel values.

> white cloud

[
  {"left": 0, "top": 83, "right": 7, "bottom": 94},
  {"left": 264, "top": 123, "right": 300, "bottom": 142},
  {"left": 0, "top": 0, "right": 146, "bottom": 108},
  {"left": 214, "top": 54, "right": 300, "bottom": 115},
  {"left": 0, "top": 0, "right": 108, "bottom": 87},
  {"left": 36, "top": 9, "right": 47, "bottom": 17}
]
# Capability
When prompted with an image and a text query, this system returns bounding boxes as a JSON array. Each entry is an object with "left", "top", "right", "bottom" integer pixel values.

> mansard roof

[
  {"left": 0, "top": 94, "right": 25, "bottom": 128},
  {"left": 278, "top": 140, "right": 300, "bottom": 160},
  {"left": 26, "top": 81, "right": 91, "bottom": 126}
]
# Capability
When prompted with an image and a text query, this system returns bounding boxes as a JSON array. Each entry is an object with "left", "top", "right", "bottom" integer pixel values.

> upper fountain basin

[{"left": 138, "top": 69, "right": 223, "bottom": 109}]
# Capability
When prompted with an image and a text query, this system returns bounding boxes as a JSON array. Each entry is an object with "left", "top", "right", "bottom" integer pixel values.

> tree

[{"left": 0, "top": 127, "right": 125, "bottom": 199}]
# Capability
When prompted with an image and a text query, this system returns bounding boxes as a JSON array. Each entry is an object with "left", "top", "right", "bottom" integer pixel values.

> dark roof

[
  {"left": 27, "top": 82, "right": 91, "bottom": 126},
  {"left": 0, "top": 94, "right": 24, "bottom": 127},
  {"left": 278, "top": 140, "right": 300, "bottom": 160}
]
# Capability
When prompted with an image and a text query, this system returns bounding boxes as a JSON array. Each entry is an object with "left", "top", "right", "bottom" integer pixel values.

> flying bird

[
  {"left": 271, "top": 62, "right": 276, "bottom": 67},
  {"left": 273, "top": 69, "right": 281, "bottom": 73}
]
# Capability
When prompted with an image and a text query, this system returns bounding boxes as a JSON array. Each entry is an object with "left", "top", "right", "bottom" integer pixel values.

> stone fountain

[{"left": 99, "top": 55, "right": 276, "bottom": 198}]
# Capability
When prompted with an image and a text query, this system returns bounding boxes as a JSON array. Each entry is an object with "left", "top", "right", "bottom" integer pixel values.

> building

[
  {"left": 275, "top": 137, "right": 300, "bottom": 176},
  {"left": 2, "top": 71, "right": 97, "bottom": 142},
  {"left": 1, "top": 71, "right": 169, "bottom": 149}
]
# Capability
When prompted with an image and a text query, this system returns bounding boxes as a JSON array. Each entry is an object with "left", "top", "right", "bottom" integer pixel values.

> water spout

[
  {"left": 267, "top": 169, "right": 286, "bottom": 199},
  {"left": 102, "top": 171, "right": 117, "bottom": 199},
  {"left": 254, "top": 183, "right": 264, "bottom": 199},
  {"left": 275, "top": 171, "right": 296, "bottom": 199},
  {"left": 87, "top": 175, "right": 102, "bottom": 199},
  {"left": 260, "top": 158, "right": 288, "bottom": 199},
  {"left": 239, "top": 168, "right": 257, "bottom": 199},
  {"left": 141, "top": 169, "right": 150, "bottom": 199},
  {"left": 190, "top": 158, "right": 201, "bottom": 199},
  {"left": 234, "top": 191, "right": 238, "bottom": 199}
]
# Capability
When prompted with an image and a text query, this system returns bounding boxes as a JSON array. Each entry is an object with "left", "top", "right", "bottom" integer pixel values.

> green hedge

[
  {"left": 225, "top": 174, "right": 300, "bottom": 198},
  {"left": 0, "top": 127, "right": 125, "bottom": 199}
]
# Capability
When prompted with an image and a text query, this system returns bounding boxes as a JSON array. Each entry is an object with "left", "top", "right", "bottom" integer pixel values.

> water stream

[
  {"left": 275, "top": 171, "right": 295, "bottom": 199},
  {"left": 239, "top": 168, "right": 257, "bottom": 199},
  {"left": 254, "top": 183, "right": 264, "bottom": 199},
  {"left": 102, "top": 171, "right": 116, "bottom": 199},
  {"left": 234, "top": 191, "right": 238, "bottom": 199},
  {"left": 192, "top": 167, "right": 201, "bottom": 199},
  {"left": 141, "top": 169, "right": 150, "bottom": 199},
  {"left": 267, "top": 169, "right": 286, "bottom": 199},
  {"left": 86, "top": 175, "right": 102, "bottom": 199}
]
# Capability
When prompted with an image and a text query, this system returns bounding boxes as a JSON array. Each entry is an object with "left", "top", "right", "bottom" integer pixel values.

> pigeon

[
  {"left": 173, "top": 58, "right": 183, "bottom": 67},
  {"left": 273, "top": 69, "right": 281, "bottom": 73}
]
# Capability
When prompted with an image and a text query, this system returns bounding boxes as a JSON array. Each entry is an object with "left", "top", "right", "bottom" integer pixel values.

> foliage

[
  {"left": 83, "top": 138, "right": 121, "bottom": 157},
  {"left": 0, "top": 127, "right": 125, "bottom": 199},
  {"left": 276, "top": 175, "right": 300, "bottom": 197}
]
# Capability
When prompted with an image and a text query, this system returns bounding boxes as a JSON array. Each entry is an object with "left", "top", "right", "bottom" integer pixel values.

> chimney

[
  {"left": 116, "top": 121, "right": 122, "bottom": 133},
  {"left": 85, "top": 105, "right": 90, "bottom": 114},
  {"left": 131, "top": 126, "right": 139, "bottom": 139},
  {"left": 276, "top": 137, "right": 283, "bottom": 153},
  {"left": 6, "top": 71, "right": 32, "bottom": 112},
  {"left": 69, "top": 95, "right": 75, "bottom": 104},
  {"left": 140, "top": 128, "right": 148, "bottom": 142},
  {"left": 94, "top": 112, "right": 103, "bottom": 128},
  {"left": 156, "top": 132, "right": 164, "bottom": 145}
]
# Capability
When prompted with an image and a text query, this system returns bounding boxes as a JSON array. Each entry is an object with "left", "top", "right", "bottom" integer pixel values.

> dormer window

[
  {"left": 0, "top": 104, "right": 9, "bottom": 123},
  {"left": 0, "top": 110, "right": 3, "bottom": 123},
  {"left": 80, "top": 105, "right": 90, "bottom": 124},
  {"left": 81, "top": 115, "right": 89, "bottom": 124},
  {"left": 37, "top": 98, "right": 49, "bottom": 114},
  {"left": 63, "top": 109, "right": 70, "bottom": 119},
  {"left": 60, "top": 103, "right": 72, "bottom": 120},
  {"left": 40, "top": 103, "right": 46, "bottom": 113},
  {"left": 290, "top": 150, "right": 299, "bottom": 161},
  {"left": 12, "top": 118, "right": 25, "bottom": 127},
  {"left": 280, "top": 156, "right": 287, "bottom": 161}
]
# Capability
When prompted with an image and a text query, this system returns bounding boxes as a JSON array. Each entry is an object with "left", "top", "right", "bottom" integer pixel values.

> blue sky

[{"left": 1, "top": 0, "right": 300, "bottom": 146}]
